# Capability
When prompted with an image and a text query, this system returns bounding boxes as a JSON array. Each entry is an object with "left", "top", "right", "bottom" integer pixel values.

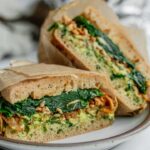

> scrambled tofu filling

[
  {"left": 0, "top": 89, "right": 115, "bottom": 138},
  {"left": 50, "top": 15, "right": 148, "bottom": 106}
]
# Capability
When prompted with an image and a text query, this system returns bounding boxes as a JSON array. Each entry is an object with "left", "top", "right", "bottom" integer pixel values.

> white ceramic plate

[{"left": 0, "top": 106, "right": 150, "bottom": 150}]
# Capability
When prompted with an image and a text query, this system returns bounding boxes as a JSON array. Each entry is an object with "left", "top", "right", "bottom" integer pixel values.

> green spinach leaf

[
  {"left": 0, "top": 89, "right": 103, "bottom": 117},
  {"left": 47, "top": 22, "right": 59, "bottom": 31},
  {"left": 130, "top": 70, "right": 147, "bottom": 93},
  {"left": 110, "top": 73, "right": 125, "bottom": 80}
]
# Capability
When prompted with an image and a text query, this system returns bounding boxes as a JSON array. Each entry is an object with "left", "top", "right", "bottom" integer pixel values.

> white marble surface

[{"left": 0, "top": 51, "right": 37, "bottom": 69}]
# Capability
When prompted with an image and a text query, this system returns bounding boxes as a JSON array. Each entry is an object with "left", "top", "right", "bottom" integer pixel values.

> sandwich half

[
  {"left": 48, "top": 6, "right": 150, "bottom": 116},
  {"left": 0, "top": 64, "right": 118, "bottom": 142}
]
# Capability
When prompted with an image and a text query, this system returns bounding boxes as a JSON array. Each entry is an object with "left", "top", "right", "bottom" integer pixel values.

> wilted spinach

[
  {"left": 74, "top": 16, "right": 134, "bottom": 68},
  {"left": 110, "top": 74, "right": 125, "bottom": 80},
  {"left": 0, "top": 89, "right": 103, "bottom": 117},
  {"left": 47, "top": 22, "right": 59, "bottom": 31},
  {"left": 44, "top": 88, "right": 103, "bottom": 113},
  {"left": 130, "top": 70, "right": 147, "bottom": 93}
]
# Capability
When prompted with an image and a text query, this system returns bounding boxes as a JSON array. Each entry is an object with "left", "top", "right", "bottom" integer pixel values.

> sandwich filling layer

[
  {"left": 0, "top": 88, "right": 115, "bottom": 140},
  {"left": 49, "top": 16, "right": 148, "bottom": 108}
]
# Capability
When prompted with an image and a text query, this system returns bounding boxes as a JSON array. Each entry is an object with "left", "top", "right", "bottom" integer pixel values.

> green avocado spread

[{"left": 5, "top": 109, "right": 114, "bottom": 139}]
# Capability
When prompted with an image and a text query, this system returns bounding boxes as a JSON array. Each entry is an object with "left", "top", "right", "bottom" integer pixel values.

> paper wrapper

[
  {"left": 125, "top": 27, "right": 149, "bottom": 62},
  {"left": 0, "top": 63, "right": 104, "bottom": 92},
  {"left": 0, "top": 64, "right": 64, "bottom": 91},
  {"left": 38, "top": 0, "right": 149, "bottom": 66},
  {"left": 0, "top": 64, "right": 74, "bottom": 91}
]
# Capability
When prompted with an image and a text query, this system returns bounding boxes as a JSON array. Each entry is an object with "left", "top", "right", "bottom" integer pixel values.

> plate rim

[{"left": 0, "top": 105, "right": 150, "bottom": 148}]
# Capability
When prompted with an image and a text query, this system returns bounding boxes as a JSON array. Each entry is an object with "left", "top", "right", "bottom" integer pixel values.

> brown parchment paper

[
  {"left": 0, "top": 63, "right": 102, "bottom": 91},
  {"left": 38, "top": 0, "right": 149, "bottom": 65},
  {"left": 125, "top": 27, "right": 149, "bottom": 62}
]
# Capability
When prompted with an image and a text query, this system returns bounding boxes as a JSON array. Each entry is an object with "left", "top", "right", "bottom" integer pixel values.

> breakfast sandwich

[
  {"left": 45, "top": 0, "right": 150, "bottom": 116},
  {"left": 0, "top": 64, "right": 118, "bottom": 142}
]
